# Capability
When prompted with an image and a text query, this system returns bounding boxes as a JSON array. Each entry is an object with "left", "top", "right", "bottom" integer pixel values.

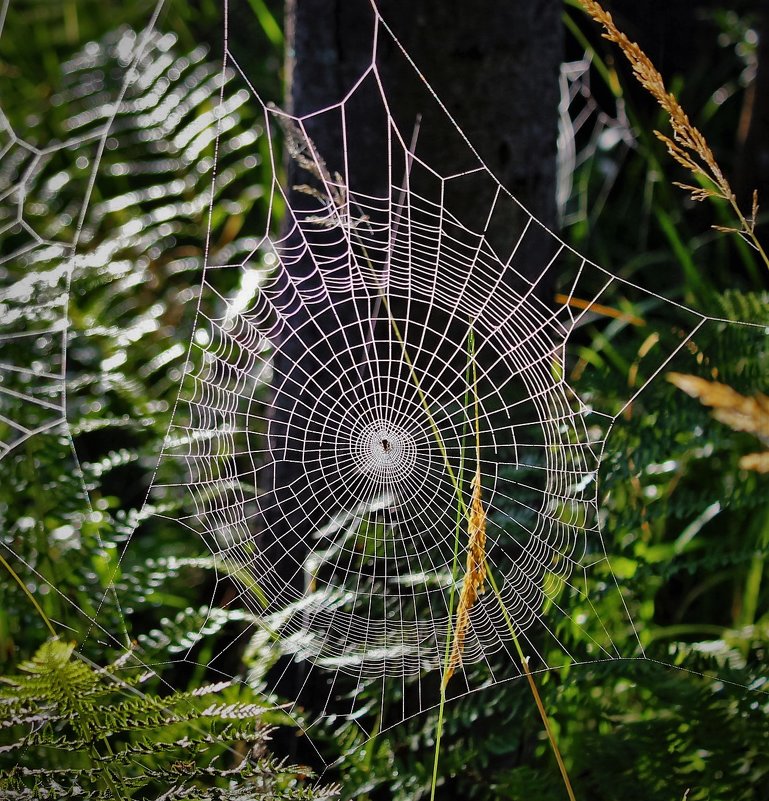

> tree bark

[{"left": 285, "top": 0, "right": 561, "bottom": 246}]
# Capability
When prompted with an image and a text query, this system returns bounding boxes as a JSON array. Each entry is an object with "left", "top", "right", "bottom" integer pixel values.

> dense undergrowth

[{"left": 1, "top": 1, "right": 767, "bottom": 800}]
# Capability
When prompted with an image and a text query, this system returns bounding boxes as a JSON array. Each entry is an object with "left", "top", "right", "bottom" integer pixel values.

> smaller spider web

[
  {"left": 139, "top": 0, "right": 769, "bottom": 747},
  {"left": 0, "top": 0, "right": 258, "bottom": 668},
  {"left": 0, "top": 0, "right": 169, "bottom": 462},
  {"left": 0, "top": 103, "right": 92, "bottom": 458}
]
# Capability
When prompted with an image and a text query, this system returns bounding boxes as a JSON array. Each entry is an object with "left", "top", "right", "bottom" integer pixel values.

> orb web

[{"left": 150, "top": 0, "right": 769, "bottom": 724}]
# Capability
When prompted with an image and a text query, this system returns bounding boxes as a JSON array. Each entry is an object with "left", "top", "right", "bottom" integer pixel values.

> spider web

[
  {"left": 147, "top": 0, "right": 766, "bottom": 740},
  {"left": 1, "top": 0, "right": 767, "bottom": 775},
  {"left": 0, "top": 0, "right": 175, "bottom": 464},
  {"left": 0, "top": 0, "right": 269, "bottom": 681}
]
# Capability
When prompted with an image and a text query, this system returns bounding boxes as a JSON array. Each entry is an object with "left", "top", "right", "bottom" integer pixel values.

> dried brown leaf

[
  {"left": 667, "top": 373, "right": 769, "bottom": 441},
  {"left": 739, "top": 452, "right": 769, "bottom": 473}
]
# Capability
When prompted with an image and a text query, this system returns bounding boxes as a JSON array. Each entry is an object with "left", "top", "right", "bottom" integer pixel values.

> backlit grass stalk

[
  {"left": 443, "top": 328, "right": 487, "bottom": 688},
  {"left": 485, "top": 567, "right": 577, "bottom": 801},
  {"left": 578, "top": 0, "right": 769, "bottom": 272},
  {"left": 430, "top": 338, "right": 471, "bottom": 801},
  {"left": 299, "top": 138, "right": 576, "bottom": 799},
  {"left": 0, "top": 550, "right": 57, "bottom": 639},
  {"left": 426, "top": 325, "right": 575, "bottom": 801}
]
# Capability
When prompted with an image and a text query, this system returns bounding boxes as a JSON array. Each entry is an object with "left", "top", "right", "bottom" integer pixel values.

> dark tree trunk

[{"left": 285, "top": 0, "right": 561, "bottom": 241}]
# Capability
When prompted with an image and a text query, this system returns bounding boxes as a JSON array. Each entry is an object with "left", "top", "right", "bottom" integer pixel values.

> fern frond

[{"left": 0, "top": 640, "right": 337, "bottom": 800}]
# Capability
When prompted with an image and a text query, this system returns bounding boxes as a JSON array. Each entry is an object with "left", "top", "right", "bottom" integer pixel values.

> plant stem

[
  {"left": 731, "top": 202, "right": 769, "bottom": 272},
  {"left": 485, "top": 569, "right": 577, "bottom": 801},
  {"left": 381, "top": 295, "right": 459, "bottom": 486},
  {"left": 0, "top": 549, "right": 57, "bottom": 638},
  {"left": 430, "top": 335, "right": 472, "bottom": 801},
  {"left": 426, "top": 325, "right": 576, "bottom": 801},
  {"left": 362, "top": 248, "right": 576, "bottom": 800},
  {"left": 430, "top": 685, "right": 448, "bottom": 801},
  {"left": 737, "top": 503, "right": 769, "bottom": 656}
]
